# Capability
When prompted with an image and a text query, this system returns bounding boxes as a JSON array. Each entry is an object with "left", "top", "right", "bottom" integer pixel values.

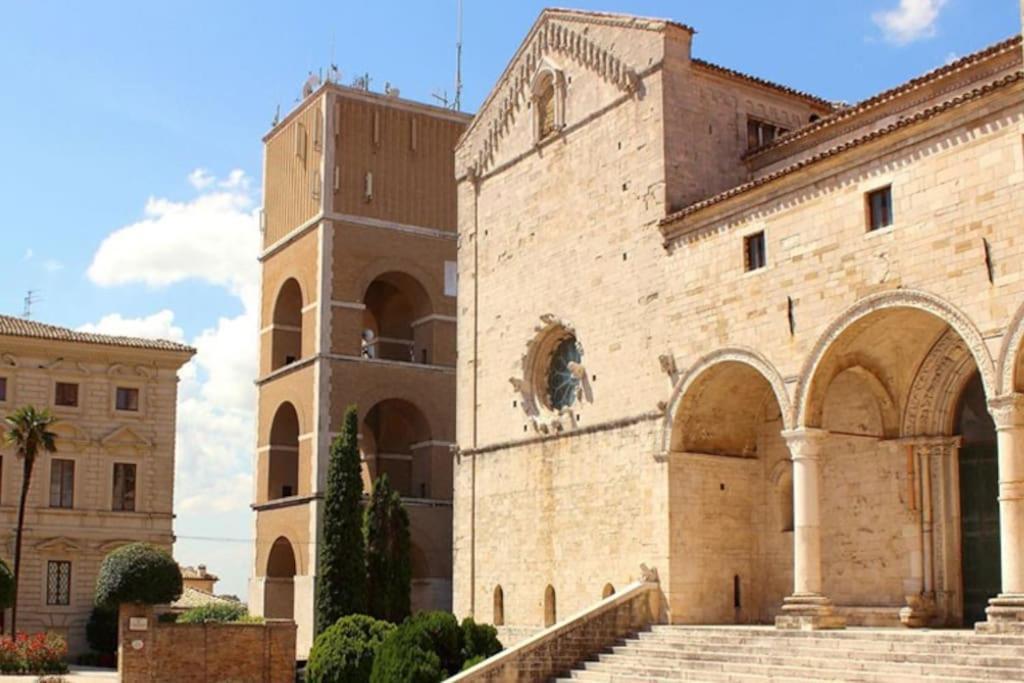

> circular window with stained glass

[{"left": 546, "top": 335, "right": 582, "bottom": 410}]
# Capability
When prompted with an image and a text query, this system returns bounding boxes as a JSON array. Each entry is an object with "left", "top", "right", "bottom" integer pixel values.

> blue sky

[{"left": 0, "top": 0, "right": 1018, "bottom": 598}]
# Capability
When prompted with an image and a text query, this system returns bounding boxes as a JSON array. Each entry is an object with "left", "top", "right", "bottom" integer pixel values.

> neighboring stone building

[
  {"left": 180, "top": 564, "right": 219, "bottom": 595},
  {"left": 249, "top": 79, "right": 470, "bottom": 656},
  {"left": 0, "top": 315, "right": 193, "bottom": 654},
  {"left": 453, "top": 7, "right": 1024, "bottom": 636}
]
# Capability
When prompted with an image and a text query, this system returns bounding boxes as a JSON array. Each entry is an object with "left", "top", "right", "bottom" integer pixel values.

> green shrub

[
  {"left": 369, "top": 625, "right": 442, "bottom": 683},
  {"left": 408, "top": 611, "right": 462, "bottom": 676},
  {"left": 177, "top": 601, "right": 249, "bottom": 624},
  {"left": 307, "top": 614, "right": 395, "bottom": 683},
  {"left": 94, "top": 543, "right": 182, "bottom": 608},
  {"left": 460, "top": 617, "right": 502, "bottom": 663},
  {"left": 461, "top": 655, "right": 485, "bottom": 671},
  {"left": 85, "top": 606, "right": 118, "bottom": 655},
  {"left": 0, "top": 558, "right": 13, "bottom": 610},
  {"left": 157, "top": 612, "right": 179, "bottom": 623}
]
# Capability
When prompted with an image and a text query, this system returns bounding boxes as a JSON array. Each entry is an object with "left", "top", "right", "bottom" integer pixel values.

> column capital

[
  {"left": 988, "top": 394, "right": 1024, "bottom": 431},
  {"left": 781, "top": 428, "right": 829, "bottom": 459}
]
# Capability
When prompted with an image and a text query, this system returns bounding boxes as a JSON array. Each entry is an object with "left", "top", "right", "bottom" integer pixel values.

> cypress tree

[
  {"left": 315, "top": 405, "right": 366, "bottom": 635},
  {"left": 364, "top": 474, "right": 412, "bottom": 623}
]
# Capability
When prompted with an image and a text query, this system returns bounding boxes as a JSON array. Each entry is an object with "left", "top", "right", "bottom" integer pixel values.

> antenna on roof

[
  {"left": 431, "top": 89, "right": 450, "bottom": 108},
  {"left": 272, "top": 104, "right": 280, "bottom": 127},
  {"left": 22, "top": 290, "right": 41, "bottom": 319},
  {"left": 454, "top": 0, "right": 464, "bottom": 111}
]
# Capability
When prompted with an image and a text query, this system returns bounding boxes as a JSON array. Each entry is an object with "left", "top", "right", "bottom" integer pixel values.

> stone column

[
  {"left": 776, "top": 428, "right": 846, "bottom": 630},
  {"left": 980, "top": 394, "right": 1024, "bottom": 632}
]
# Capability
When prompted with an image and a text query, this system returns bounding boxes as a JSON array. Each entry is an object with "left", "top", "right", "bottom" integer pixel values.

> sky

[{"left": 0, "top": 0, "right": 1019, "bottom": 598}]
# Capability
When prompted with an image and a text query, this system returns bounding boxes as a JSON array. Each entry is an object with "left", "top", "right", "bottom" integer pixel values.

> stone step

[
  {"left": 589, "top": 648, "right": 1024, "bottom": 681},
  {"left": 647, "top": 626, "right": 1024, "bottom": 647},
  {"left": 616, "top": 640, "right": 1024, "bottom": 668}
]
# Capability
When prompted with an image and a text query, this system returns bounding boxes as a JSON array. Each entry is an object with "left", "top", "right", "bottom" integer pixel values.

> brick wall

[
  {"left": 449, "top": 581, "right": 660, "bottom": 683},
  {"left": 118, "top": 604, "right": 296, "bottom": 683}
]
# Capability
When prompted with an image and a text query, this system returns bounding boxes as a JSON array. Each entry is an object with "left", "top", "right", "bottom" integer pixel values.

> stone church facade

[{"left": 453, "top": 8, "right": 1024, "bottom": 635}]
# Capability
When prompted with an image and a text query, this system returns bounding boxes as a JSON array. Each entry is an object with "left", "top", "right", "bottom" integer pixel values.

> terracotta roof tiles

[{"left": 0, "top": 314, "right": 195, "bottom": 354}]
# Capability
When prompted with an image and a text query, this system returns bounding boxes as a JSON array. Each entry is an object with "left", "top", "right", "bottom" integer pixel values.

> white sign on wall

[{"left": 444, "top": 261, "right": 458, "bottom": 297}]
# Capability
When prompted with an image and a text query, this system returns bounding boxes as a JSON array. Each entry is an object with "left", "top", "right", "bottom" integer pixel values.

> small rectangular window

[
  {"left": 54, "top": 382, "right": 79, "bottom": 407},
  {"left": 49, "top": 459, "right": 74, "bottom": 509},
  {"left": 867, "top": 186, "right": 894, "bottom": 231},
  {"left": 0, "top": 377, "right": 7, "bottom": 402},
  {"left": 116, "top": 387, "right": 140, "bottom": 412},
  {"left": 112, "top": 463, "right": 137, "bottom": 512},
  {"left": 46, "top": 560, "right": 71, "bottom": 606},
  {"left": 744, "top": 231, "right": 767, "bottom": 271}
]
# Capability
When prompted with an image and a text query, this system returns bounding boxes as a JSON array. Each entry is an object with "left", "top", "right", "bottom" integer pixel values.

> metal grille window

[
  {"left": 745, "top": 231, "right": 767, "bottom": 271},
  {"left": 55, "top": 382, "right": 78, "bottom": 407},
  {"left": 867, "top": 186, "right": 894, "bottom": 231},
  {"left": 116, "top": 387, "right": 140, "bottom": 412},
  {"left": 0, "top": 377, "right": 7, "bottom": 401},
  {"left": 112, "top": 463, "right": 137, "bottom": 512},
  {"left": 49, "top": 459, "right": 74, "bottom": 509},
  {"left": 46, "top": 561, "right": 71, "bottom": 606}
]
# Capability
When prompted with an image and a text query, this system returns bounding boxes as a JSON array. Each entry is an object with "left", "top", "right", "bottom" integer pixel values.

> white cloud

[
  {"left": 85, "top": 169, "right": 260, "bottom": 596},
  {"left": 78, "top": 309, "right": 185, "bottom": 342},
  {"left": 872, "top": 0, "right": 948, "bottom": 45},
  {"left": 187, "top": 168, "right": 216, "bottom": 190}
]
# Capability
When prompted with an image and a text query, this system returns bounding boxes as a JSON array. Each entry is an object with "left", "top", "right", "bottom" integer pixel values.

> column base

[
  {"left": 899, "top": 593, "right": 936, "bottom": 628},
  {"left": 775, "top": 594, "right": 846, "bottom": 630},
  {"left": 976, "top": 594, "right": 1024, "bottom": 633}
]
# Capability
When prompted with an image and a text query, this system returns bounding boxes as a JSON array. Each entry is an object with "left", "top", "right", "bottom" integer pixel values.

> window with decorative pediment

[{"left": 531, "top": 63, "right": 566, "bottom": 143}]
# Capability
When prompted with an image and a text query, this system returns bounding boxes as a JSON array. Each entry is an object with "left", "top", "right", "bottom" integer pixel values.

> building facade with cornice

[
  {"left": 249, "top": 81, "right": 470, "bottom": 657},
  {"left": 0, "top": 315, "right": 193, "bottom": 655},
  {"left": 454, "top": 8, "right": 1024, "bottom": 636}
]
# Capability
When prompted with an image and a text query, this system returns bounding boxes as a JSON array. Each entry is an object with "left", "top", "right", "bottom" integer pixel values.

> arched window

[
  {"left": 267, "top": 402, "right": 300, "bottom": 500},
  {"left": 543, "top": 585, "right": 556, "bottom": 627},
  {"left": 271, "top": 279, "right": 303, "bottom": 371},
  {"left": 537, "top": 74, "right": 556, "bottom": 139},
  {"left": 362, "top": 272, "right": 432, "bottom": 363},
  {"left": 531, "top": 64, "right": 565, "bottom": 143},
  {"left": 778, "top": 467, "right": 794, "bottom": 533},
  {"left": 602, "top": 583, "right": 615, "bottom": 599},
  {"left": 493, "top": 585, "right": 504, "bottom": 626},
  {"left": 265, "top": 537, "right": 297, "bottom": 620},
  {"left": 362, "top": 398, "right": 433, "bottom": 498}
]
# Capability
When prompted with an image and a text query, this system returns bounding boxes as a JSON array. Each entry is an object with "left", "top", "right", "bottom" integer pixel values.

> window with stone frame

[
  {"left": 746, "top": 117, "right": 787, "bottom": 150},
  {"left": 46, "top": 560, "right": 71, "bottom": 606},
  {"left": 116, "top": 386, "right": 140, "bottom": 412},
  {"left": 54, "top": 381, "right": 79, "bottom": 407},
  {"left": 112, "top": 462, "right": 137, "bottom": 512},
  {"left": 537, "top": 75, "right": 557, "bottom": 140},
  {"left": 744, "top": 231, "right": 767, "bottom": 271},
  {"left": 0, "top": 376, "right": 7, "bottom": 402},
  {"left": 49, "top": 459, "right": 74, "bottom": 509},
  {"left": 866, "top": 185, "right": 894, "bottom": 231}
]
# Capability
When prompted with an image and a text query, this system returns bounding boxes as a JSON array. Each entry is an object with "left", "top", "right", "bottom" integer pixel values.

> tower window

[
  {"left": 744, "top": 231, "right": 766, "bottom": 271},
  {"left": 746, "top": 118, "right": 787, "bottom": 150},
  {"left": 867, "top": 186, "right": 894, "bottom": 231}
]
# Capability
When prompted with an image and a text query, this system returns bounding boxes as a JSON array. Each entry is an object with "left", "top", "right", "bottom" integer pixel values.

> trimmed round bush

[
  {"left": 94, "top": 543, "right": 182, "bottom": 608},
  {"left": 369, "top": 625, "right": 442, "bottom": 683},
  {"left": 0, "top": 558, "right": 13, "bottom": 609},
  {"left": 307, "top": 614, "right": 394, "bottom": 683},
  {"left": 85, "top": 606, "right": 118, "bottom": 655},
  {"left": 177, "top": 602, "right": 249, "bottom": 624},
  {"left": 407, "top": 611, "right": 461, "bottom": 675},
  {"left": 460, "top": 617, "right": 502, "bottom": 664}
]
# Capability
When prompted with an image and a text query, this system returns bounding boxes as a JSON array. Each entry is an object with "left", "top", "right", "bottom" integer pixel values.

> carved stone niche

[{"left": 509, "top": 314, "right": 592, "bottom": 435}]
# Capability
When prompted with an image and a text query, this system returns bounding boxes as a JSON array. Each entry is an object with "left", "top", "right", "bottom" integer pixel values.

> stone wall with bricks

[
  {"left": 455, "top": 7, "right": 1024, "bottom": 634},
  {"left": 117, "top": 603, "right": 296, "bottom": 683}
]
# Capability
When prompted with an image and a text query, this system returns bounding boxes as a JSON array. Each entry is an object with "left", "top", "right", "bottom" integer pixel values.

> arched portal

[
  {"left": 795, "top": 292, "right": 993, "bottom": 625},
  {"left": 956, "top": 373, "right": 1001, "bottom": 625},
  {"left": 362, "top": 399, "right": 433, "bottom": 498},
  {"left": 668, "top": 351, "right": 791, "bottom": 625},
  {"left": 265, "top": 537, "right": 297, "bottom": 620},
  {"left": 493, "top": 585, "right": 505, "bottom": 626},
  {"left": 267, "top": 402, "right": 300, "bottom": 500},
  {"left": 543, "top": 585, "right": 556, "bottom": 627},
  {"left": 361, "top": 272, "right": 432, "bottom": 363},
  {"left": 271, "top": 279, "right": 303, "bottom": 371}
]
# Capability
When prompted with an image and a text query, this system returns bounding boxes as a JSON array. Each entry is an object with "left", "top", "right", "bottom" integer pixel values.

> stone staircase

[{"left": 555, "top": 625, "right": 1024, "bottom": 682}]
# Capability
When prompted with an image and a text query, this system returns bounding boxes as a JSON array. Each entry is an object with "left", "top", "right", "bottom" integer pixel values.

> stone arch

[
  {"left": 362, "top": 398, "right": 434, "bottom": 498},
  {"left": 903, "top": 327, "right": 982, "bottom": 436},
  {"left": 270, "top": 277, "right": 304, "bottom": 371},
  {"left": 267, "top": 402, "right": 300, "bottom": 500},
  {"left": 265, "top": 536, "right": 297, "bottom": 620},
  {"left": 361, "top": 270, "right": 435, "bottom": 363},
  {"left": 530, "top": 58, "right": 566, "bottom": 141},
  {"left": 665, "top": 347, "right": 791, "bottom": 456},
  {"left": 354, "top": 259, "right": 441, "bottom": 318},
  {"left": 493, "top": 585, "right": 505, "bottom": 626},
  {"left": 822, "top": 365, "right": 900, "bottom": 438},
  {"left": 795, "top": 289, "right": 995, "bottom": 430},
  {"left": 601, "top": 583, "right": 615, "bottom": 599},
  {"left": 543, "top": 585, "right": 556, "bottom": 627},
  {"left": 997, "top": 300, "right": 1024, "bottom": 395}
]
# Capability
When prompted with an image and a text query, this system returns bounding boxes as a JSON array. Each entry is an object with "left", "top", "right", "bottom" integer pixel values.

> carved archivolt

[
  {"left": 661, "top": 346, "right": 792, "bottom": 454},
  {"left": 794, "top": 289, "right": 996, "bottom": 429},
  {"left": 997, "top": 301, "right": 1024, "bottom": 396},
  {"left": 902, "top": 328, "right": 977, "bottom": 436},
  {"left": 463, "top": 16, "right": 642, "bottom": 176}
]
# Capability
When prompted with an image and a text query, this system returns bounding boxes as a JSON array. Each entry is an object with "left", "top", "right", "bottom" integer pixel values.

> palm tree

[{"left": 3, "top": 406, "right": 58, "bottom": 636}]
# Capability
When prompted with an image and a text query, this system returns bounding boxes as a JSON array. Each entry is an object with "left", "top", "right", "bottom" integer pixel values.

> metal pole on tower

[{"left": 455, "top": 0, "right": 463, "bottom": 111}]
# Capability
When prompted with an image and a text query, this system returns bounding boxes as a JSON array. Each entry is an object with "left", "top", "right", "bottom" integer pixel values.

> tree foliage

[
  {"left": 85, "top": 606, "right": 118, "bottom": 656},
  {"left": 94, "top": 543, "right": 182, "bottom": 608},
  {"left": 364, "top": 475, "right": 411, "bottom": 623},
  {"left": 369, "top": 611, "right": 503, "bottom": 682},
  {"left": 315, "top": 405, "right": 366, "bottom": 635},
  {"left": 176, "top": 601, "right": 249, "bottom": 624},
  {"left": 307, "top": 614, "right": 395, "bottom": 683}
]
